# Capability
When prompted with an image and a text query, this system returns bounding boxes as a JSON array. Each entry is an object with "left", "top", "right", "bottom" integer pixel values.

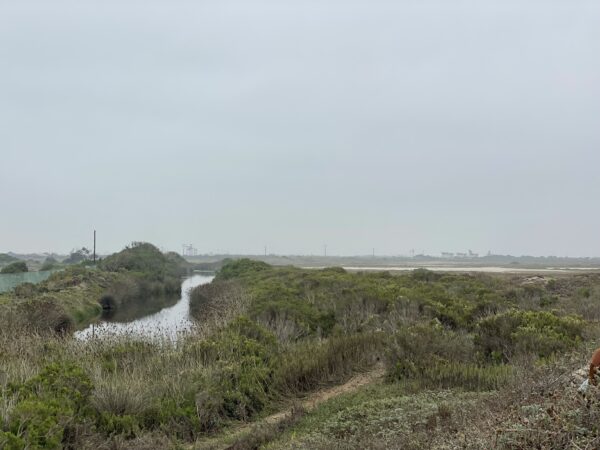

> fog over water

[{"left": 1, "top": 1, "right": 599, "bottom": 256}]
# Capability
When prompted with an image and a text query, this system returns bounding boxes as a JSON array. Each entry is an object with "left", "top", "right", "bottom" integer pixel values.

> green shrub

[
  {"left": 475, "top": 310, "right": 584, "bottom": 361},
  {"left": 19, "top": 363, "right": 93, "bottom": 412},
  {"left": 577, "top": 287, "right": 591, "bottom": 298},
  {"left": 411, "top": 268, "right": 442, "bottom": 282},
  {"left": 63, "top": 248, "right": 91, "bottom": 265},
  {"left": 40, "top": 257, "right": 58, "bottom": 271},
  {"left": 8, "top": 399, "right": 69, "bottom": 449},
  {"left": 185, "top": 317, "right": 278, "bottom": 424},
  {"left": 217, "top": 258, "right": 270, "bottom": 280},
  {"left": 0, "top": 431, "right": 25, "bottom": 450},
  {"left": 148, "top": 400, "right": 199, "bottom": 439},
  {"left": 6, "top": 363, "right": 93, "bottom": 449},
  {"left": 385, "top": 321, "right": 508, "bottom": 390},
  {"left": 97, "top": 412, "right": 140, "bottom": 438},
  {"left": 390, "top": 321, "right": 475, "bottom": 361},
  {"left": 99, "top": 242, "right": 186, "bottom": 282},
  {"left": 1, "top": 261, "right": 28, "bottom": 274}
]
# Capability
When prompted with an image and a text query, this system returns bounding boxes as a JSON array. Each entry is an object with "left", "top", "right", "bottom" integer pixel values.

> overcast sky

[{"left": 1, "top": 0, "right": 599, "bottom": 257}]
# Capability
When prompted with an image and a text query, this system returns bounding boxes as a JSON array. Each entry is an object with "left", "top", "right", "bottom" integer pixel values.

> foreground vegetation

[{"left": 2, "top": 257, "right": 600, "bottom": 448}]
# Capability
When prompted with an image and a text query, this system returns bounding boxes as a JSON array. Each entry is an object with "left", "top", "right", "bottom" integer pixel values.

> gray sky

[{"left": 1, "top": 0, "right": 599, "bottom": 256}]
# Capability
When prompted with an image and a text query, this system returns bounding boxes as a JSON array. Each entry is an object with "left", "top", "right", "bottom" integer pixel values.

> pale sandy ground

[{"left": 304, "top": 266, "right": 600, "bottom": 273}]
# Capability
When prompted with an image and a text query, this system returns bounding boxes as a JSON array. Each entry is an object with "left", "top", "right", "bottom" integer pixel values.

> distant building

[
  {"left": 441, "top": 252, "right": 455, "bottom": 258},
  {"left": 182, "top": 244, "right": 198, "bottom": 256}
]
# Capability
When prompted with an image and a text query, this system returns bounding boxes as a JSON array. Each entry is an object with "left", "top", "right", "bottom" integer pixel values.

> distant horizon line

[{"left": 3, "top": 249, "right": 600, "bottom": 260}]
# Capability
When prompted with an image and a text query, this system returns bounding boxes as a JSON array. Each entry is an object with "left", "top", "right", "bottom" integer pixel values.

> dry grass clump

[
  {"left": 190, "top": 280, "right": 251, "bottom": 337},
  {"left": 486, "top": 348, "right": 600, "bottom": 449},
  {"left": 91, "top": 373, "right": 151, "bottom": 417},
  {"left": 274, "top": 333, "right": 385, "bottom": 394}
]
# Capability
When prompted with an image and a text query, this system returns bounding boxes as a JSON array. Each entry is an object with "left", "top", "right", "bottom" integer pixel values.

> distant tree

[
  {"left": 63, "top": 248, "right": 91, "bottom": 265},
  {"left": 41, "top": 256, "right": 58, "bottom": 271},
  {"left": 1, "top": 261, "right": 29, "bottom": 274},
  {"left": 99, "top": 242, "right": 186, "bottom": 279}
]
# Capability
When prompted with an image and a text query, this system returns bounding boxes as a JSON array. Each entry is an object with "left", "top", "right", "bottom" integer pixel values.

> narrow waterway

[{"left": 75, "top": 273, "right": 214, "bottom": 342}]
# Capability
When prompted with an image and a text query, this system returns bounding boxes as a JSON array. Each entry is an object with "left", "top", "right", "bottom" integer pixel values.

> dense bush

[
  {"left": 475, "top": 309, "right": 584, "bottom": 361},
  {"left": 16, "top": 298, "right": 75, "bottom": 333},
  {"left": 2, "top": 363, "right": 93, "bottom": 449},
  {"left": 0, "top": 266, "right": 123, "bottom": 332},
  {"left": 216, "top": 258, "right": 270, "bottom": 280},
  {"left": 411, "top": 268, "right": 442, "bottom": 282},
  {"left": 1, "top": 261, "right": 28, "bottom": 274},
  {"left": 62, "top": 248, "right": 91, "bottom": 265},
  {"left": 386, "top": 321, "right": 511, "bottom": 390},
  {"left": 197, "top": 260, "right": 518, "bottom": 341},
  {"left": 99, "top": 242, "right": 186, "bottom": 283},
  {"left": 40, "top": 257, "right": 58, "bottom": 271}
]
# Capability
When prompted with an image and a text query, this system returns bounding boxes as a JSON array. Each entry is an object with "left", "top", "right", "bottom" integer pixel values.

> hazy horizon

[{"left": 1, "top": 1, "right": 599, "bottom": 257}]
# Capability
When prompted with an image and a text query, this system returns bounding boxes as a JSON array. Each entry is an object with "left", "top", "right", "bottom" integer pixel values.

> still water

[{"left": 75, "top": 273, "right": 214, "bottom": 342}]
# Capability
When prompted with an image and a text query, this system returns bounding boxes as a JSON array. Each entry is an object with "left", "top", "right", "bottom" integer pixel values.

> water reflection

[
  {"left": 101, "top": 292, "right": 180, "bottom": 323},
  {"left": 75, "top": 273, "right": 214, "bottom": 342}
]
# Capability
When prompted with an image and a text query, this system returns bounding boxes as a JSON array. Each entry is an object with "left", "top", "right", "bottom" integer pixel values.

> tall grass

[{"left": 274, "top": 333, "right": 385, "bottom": 394}]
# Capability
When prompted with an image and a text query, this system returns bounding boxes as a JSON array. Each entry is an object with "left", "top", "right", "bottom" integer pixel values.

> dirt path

[
  {"left": 193, "top": 364, "right": 386, "bottom": 449},
  {"left": 263, "top": 363, "right": 386, "bottom": 425}
]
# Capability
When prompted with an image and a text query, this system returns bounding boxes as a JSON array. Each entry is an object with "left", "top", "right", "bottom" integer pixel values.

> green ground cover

[{"left": 2, "top": 257, "right": 600, "bottom": 449}]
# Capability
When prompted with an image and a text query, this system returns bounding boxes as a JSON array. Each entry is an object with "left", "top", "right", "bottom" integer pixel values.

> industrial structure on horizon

[
  {"left": 440, "top": 250, "right": 480, "bottom": 258},
  {"left": 182, "top": 244, "right": 198, "bottom": 256}
]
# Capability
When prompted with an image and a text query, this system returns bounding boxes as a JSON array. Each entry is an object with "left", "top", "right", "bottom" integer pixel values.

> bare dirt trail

[
  {"left": 262, "top": 363, "right": 386, "bottom": 426},
  {"left": 193, "top": 364, "right": 386, "bottom": 450}
]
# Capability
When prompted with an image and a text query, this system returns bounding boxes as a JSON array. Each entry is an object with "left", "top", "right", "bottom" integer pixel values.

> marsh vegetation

[
  {"left": 2, "top": 257, "right": 600, "bottom": 449},
  {"left": 0, "top": 243, "right": 188, "bottom": 333}
]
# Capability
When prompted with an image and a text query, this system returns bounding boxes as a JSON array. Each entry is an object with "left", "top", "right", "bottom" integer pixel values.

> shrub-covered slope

[
  {"left": 0, "top": 267, "right": 124, "bottom": 332},
  {"left": 0, "top": 243, "right": 188, "bottom": 332},
  {"left": 1, "top": 261, "right": 28, "bottom": 274},
  {"left": 2, "top": 259, "right": 600, "bottom": 449}
]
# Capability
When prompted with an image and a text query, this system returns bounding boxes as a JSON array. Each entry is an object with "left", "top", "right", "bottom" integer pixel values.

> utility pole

[
  {"left": 372, "top": 248, "right": 375, "bottom": 257},
  {"left": 93, "top": 230, "right": 96, "bottom": 264},
  {"left": 264, "top": 245, "right": 267, "bottom": 256},
  {"left": 324, "top": 244, "right": 327, "bottom": 257}
]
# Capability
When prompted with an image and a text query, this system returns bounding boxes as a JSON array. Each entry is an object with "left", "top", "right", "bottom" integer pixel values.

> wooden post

[{"left": 93, "top": 230, "right": 96, "bottom": 264}]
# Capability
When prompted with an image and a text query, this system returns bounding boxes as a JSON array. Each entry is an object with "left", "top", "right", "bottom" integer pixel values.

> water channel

[{"left": 75, "top": 273, "right": 214, "bottom": 342}]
